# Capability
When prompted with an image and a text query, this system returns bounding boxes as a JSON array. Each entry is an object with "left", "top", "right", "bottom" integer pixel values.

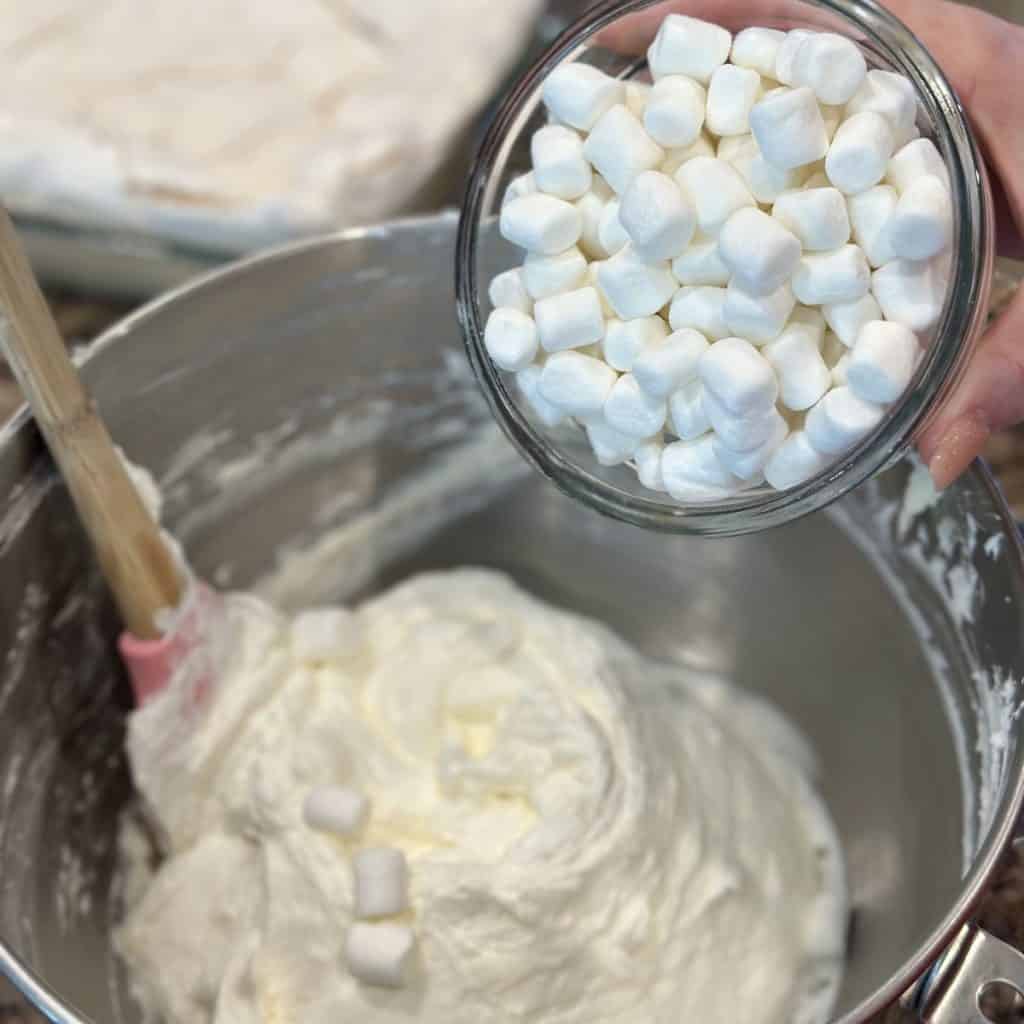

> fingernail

[{"left": 928, "top": 415, "right": 990, "bottom": 491}]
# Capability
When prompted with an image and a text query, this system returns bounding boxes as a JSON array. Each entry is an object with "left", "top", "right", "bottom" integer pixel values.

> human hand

[{"left": 599, "top": 0, "right": 1024, "bottom": 489}]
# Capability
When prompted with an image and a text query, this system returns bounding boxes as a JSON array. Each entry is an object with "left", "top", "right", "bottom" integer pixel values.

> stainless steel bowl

[{"left": 1, "top": 212, "right": 1024, "bottom": 1024}]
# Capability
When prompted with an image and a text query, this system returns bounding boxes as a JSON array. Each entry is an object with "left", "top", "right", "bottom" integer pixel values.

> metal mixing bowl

[{"left": 1, "top": 212, "right": 1023, "bottom": 1024}]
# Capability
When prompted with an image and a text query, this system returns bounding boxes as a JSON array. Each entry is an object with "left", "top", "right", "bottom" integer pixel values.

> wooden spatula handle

[{"left": 0, "top": 207, "right": 181, "bottom": 639}]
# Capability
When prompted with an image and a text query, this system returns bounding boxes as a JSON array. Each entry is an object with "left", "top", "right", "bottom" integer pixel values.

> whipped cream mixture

[{"left": 117, "top": 568, "right": 847, "bottom": 1024}]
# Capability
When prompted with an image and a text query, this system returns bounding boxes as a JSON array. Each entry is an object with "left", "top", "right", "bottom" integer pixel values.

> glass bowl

[{"left": 456, "top": 0, "right": 994, "bottom": 537}]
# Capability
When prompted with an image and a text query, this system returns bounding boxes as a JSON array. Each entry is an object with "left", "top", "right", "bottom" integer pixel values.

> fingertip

[{"left": 923, "top": 413, "right": 991, "bottom": 490}]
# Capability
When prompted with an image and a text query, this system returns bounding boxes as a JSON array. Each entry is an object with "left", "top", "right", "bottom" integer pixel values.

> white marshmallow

[
  {"left": 718, "top": 208, "right": 801, "bottom": 297},
  {"left": 291, "top": 608, "right": 360, "bottom": 662},
  {"left": 763, "top": 323, "right": 831, "bottom": 411},
  {"left": 585, "top": 418, "right": 642, "bottom": 465},
  {"left": 731, "top": 27, "right": 785, "bottom": 79},
  {"left": 706, "top": 65, "right": 763, "bottom": 137},
  {"left": 772, "top": 187, "right": 851, "bottom": 251},
  {"left": 586, "top": 263, "right": 616, "bottom": 318},
  {"left": 633, "top": 327, "right": 709, "bottom": 398},
  {"left": 847, "top": 320, "right": 920, "bottom": 403},
  {"left": 542, "top": 63, "right": 626, "bottom": 132},
  {"left": 675, "top": 157, "right": 755, "bottom": 236},
  {"left": 584, "top": 104, "right": 665, "bottom": 195},
  {"left": 661, "top": 133, "right": 716, "bottom": 174},
  {"left": 792, "top": 245, "right": 871, "bottom": 306},
  {"left": 668, "top": 379, "right": 712, "bottom": 440},
  {"left": 597, "top": 244, "right": 678, "bottom": 318},
  {"left": 703, "top": 388, "right": 784, "bottom": 451},
  {"left": 619, "top": 170, "right": 697, "bottom": 262},
  {"left": 805, "top": 387, "right": 885, "bottom": 454},
  {"left": 774, "top": 31, "right": 812, "bottom": 87},
  {"left": 848, "top": 185, "right": 900, "bottom": 268},
  {"left": 825, "top": 112, "right": 894, "bottom": 195},
  {"left": 539, "top": 351, "right": 617, "bottom": 416},
  {"left": 517, "top": 364, "right": 567, "bottom": 428},
  {"left": 603, "top": 315, "right": 669, "bottom": 371},
  {"left": 303, "top": 786, "right": 369, "bottom": 836},
  {"left": 522, "top": 246, "right": 588, "bottom": 300},
  {"left": 625, "top": 80, "right": 652, "bottom": 119},
  {"left": 500, "top": 194, "right": 582, "bottom": 254},
  {"left": 792, "top": 33, "right": 866, "bottom": 106},
  {"left": 700, "top": 336, "right": 779, "bottom": 416},
  {"left": 346, "top": 924, "right": 416, "bottom": 989},
  {"left": 662, "top": 435, "right": 739, "bottom": 499},
  {"left": 575, "top": 189, "right": 610, "bottom": 260},
  {"left": 669, "top": 286, "right": 730, "bottom": 341},
  {"left": 502, "top": 172, "right": 537, "bottom": 208},
  {"left": 647, "top": 14, "right": 732, "bottom": 84},
  {"left": 749, "top": 87, "right": 830, "bottom": 171},
  {"left": 723, "top": 280, "right": 796, "bottom": 345},
  {"left": 534, "top": 286, "right": 605, "bottom": 352},
  {"left": 764, "top": 430, "right": 832, "bottom": 489},
  {"left": 872, "top": 255, "right": 949, "bottom": 332},
  {"left": 672, "top": 236, "right": 731, "bottom": 287},
  {"left": 604, "top": 373, "right": 668, "bottom": 438},
  {"left": 718, "top": 134, "right": 804, "bottom": 204},
  {"left": 634, "top": 440, "right": 668, "bottom": 491},
  {"left": 888, "top": 138, "right": 949, "bottom": 194},
  {"left": 597, "top": 200, "right": 630, "bottom": 255},
  {"left": 823, "top": 292, "right": 884, "bottom": 347},
  {"left": 644, "top": 75, "right": 707, "bottom": 148},
  {"left": 484, "top": 308, "right": 540, "bottom": 371},
  {"left": 488, "top": 268, "right": 532, "bottom": 314},
  {"left": 354, "top": 847, "right": 409, "bottom": 919},
  {"left": 887, "top": 175, "right": 953, "bottom": 261},
  {"left": 531, "top": 125, "right": 593, "bottom": 201},
  {"left": 713, "top": 411, "right": 789, "bottom": 480},
  {"left": 846, "top": 70, "right": 919, "bottom": 150}
]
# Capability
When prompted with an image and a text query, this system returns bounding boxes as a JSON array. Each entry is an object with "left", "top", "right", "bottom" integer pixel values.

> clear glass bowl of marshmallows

[{"left": 456, "top": 0, "right": 995, "bottom": 536}]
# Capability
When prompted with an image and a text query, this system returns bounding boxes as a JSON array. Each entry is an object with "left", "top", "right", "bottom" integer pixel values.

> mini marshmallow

[
  {"left": 672, "top": 236, "right": 731, "bottom": 287},
  {"left": 847, "top": 320, "right": 920, "bottom": 403},
  {"left": 585, "top": 419, "right": 642, "bottom": 465},
  {"left": 584, "top": 105, "right": 665, "bottom": 195},
  {"left": 675, "top": 157, "right": 755, "bottom": 235},
  {"left": 772, "top": 188, "right": 851, "bottom": 252},
  {"left": 484, "top": 308, "right": 539, "bottom": 371},
  {"left": 604, "top": 373, "right": 668, "bottom": 438},
  {"left": 488, "top": 268, "right": 532, "bottom": 314},
  {"left": 346, "top": 924, "right": 416, "bottom": 989},
  {"left": 598, "top": 200, "right": 630, "bottom": 255},
  {"left": 535, "top": 286, "right": 605, "bottom": 352},
  {"left": 542, "top": 63, "right": 626, "bottom": 132},
  {"left": 500, "top": 194, "right": 582, "bottom": 255},
  {"left": 823, "top": 292, "right": 884, "bottom": 347},
  {"left": 792, "top": 245, "right": 871, "bottom": 306},
  {"left": 634, "top": 440, "right": 668, "bottom": 491},
  {"left": 731, "top": 27, "right": 785, "bottom": 79},
  {"left": 575, "top": 189, "right": 611, "bottom": 259},
  {"left": 303, "top": 786, "right": 369, "bottom": 836},
  {"left": 539, "top": 351, "right": 617, "bottom": 416},
  {"left": 517, "top": 364, "right": 567, "bottom": 428},
  {"left": 586, "top": 263, "right": 616, "bottom": 317},
  {"left": 723, "top": 280, "right": 796, "bottom": 345},
  {"left": 532, "top": 125, "right": 592, "bottom": 201},
  {"left": 764, "top": 430, "right": 832, "bottom": 489},
  {"left": 750, "top": 87, "right": 830, "bottom": 171},
  {"left": 718, "top": 207, "right": 801, "bottom": 296},
  {"left": 603, "top": 315, "right": 669, "bottom": 371},
  {"left": 633, "top": 328, "right": 710, "bottom": 398},
  {"left": 805, "top": 387, "right": 885, "bottom": 454},
  {"left": 792, "top": 33, "right": 866, "bottom": 106},
  {"left": 662, "top": 435, "right": 739, "bottom": 498},
  {"left": 644, "top": 75, "right": 707, "bottom": 148},
  {"left": 848, "top": 185, "right": 899, "bottom": 268},
  {"left": 700, "top": 336, "right": 779, "bottom": 416},
  {"left": 647, "top": 14, "right": 733, "bottom": 84},
  {"left": 661, "top": 133, "right": 716, "bottom": 174},
  {"left": 774, "top": 30, "right": 812, "bottom": 87},
  {"left": 763, "top": 324, "right": 831, "bottom": 411},
  {"left": 668, "top": 379, "right": 712, "bottom": 440},
  {"left": 625, "top": 80, "right": 652, "bottom": 119},
  {"left": 717, "top": 134, "right": 804, "bottom": 204},
  {"left": 825, "top": 112, "right": 894, "bottom": 196},
  {"left": 354, "top": 847, "right": 409, "bottom": 919},
  {"left": 886, "top": 175, "right": 953, "bottom": 261},
  {"left": 669, "top": 286, "right": 730, "bottom": 341},
  {"left": 703, "top": 388, "right": 784, "bottom": 451},
  {"left": 292, "top": 608, "right": 360, "bottom": 661},
  {"left": 872, "top": 255, "right": 949, "bottom": 332},
  {"left": 713, "top": 411, "right": 789, "bottom": 480},
  {"left": 888, "top": 138, "right": 949, "bottom": 194},
  {"left": 522, "top": 246, "right": 588, "bottom": 299},
  {"left": 619, "top": 171, "right": 697, "bottom": 262},
  {"left": 846, "top": 70, "right": 918, "bottom": 150},
  {"left": 597, "top": 245, "right": 678, "bottom": 318},
  {"left": 706, "top": 65, "right": 763, "bottom": 137},
  {"left": 502, "top": 172, "right": 537, "bottom": 208}
]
